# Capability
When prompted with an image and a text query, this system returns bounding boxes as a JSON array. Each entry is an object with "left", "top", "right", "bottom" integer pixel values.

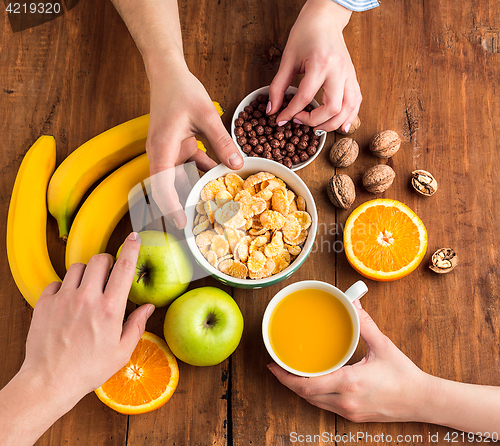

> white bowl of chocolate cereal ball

[{"left": 231, "top": 86, "right": 326, "bottom": 171}]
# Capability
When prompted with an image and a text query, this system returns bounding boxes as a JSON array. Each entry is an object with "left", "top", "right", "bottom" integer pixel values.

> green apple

[
  {"left": 117, "top": 230, "right": 193, "bottom": 307},
  {"left": 163, "top": 287, "right": 244, "bottom": 366}
]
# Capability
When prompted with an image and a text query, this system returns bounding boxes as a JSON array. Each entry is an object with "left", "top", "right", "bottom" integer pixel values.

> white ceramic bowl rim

[
  {"left": 184, "top": 158, "right": 318, "bottom": 286},
  {"left": 262, "top": 280, "right": 362, "bottom": 377},
  {"left": 231, "top": 86, "right": 327, "bottom": 172}
]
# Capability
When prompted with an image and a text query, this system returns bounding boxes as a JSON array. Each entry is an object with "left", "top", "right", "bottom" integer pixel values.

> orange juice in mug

[{"left": 262, "top": 281, "right": 368, "bottom": 377}]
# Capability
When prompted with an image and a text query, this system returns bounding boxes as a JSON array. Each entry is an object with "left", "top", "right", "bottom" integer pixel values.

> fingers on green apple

[
  {"left": 126, "top": 231, "right": 193, "bottom": 308},
  {"left": 104, "top": 233, "right": 141, "bottom": 306}
]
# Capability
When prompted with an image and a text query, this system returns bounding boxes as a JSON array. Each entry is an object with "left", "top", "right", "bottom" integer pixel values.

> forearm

[
  {"left": 0, "top": 370, "right": 78, "bottom": 446},
  {"left": 110, "top": 0, "right": 186, "bottom": 75},
  {"left": 416, "top": 373, "right": 500, "bottom": 436}
]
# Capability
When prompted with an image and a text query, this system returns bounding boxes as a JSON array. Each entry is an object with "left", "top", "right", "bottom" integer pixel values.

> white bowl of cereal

[{"left": 184, "top": 158, "right": 317, "bottom": 289}]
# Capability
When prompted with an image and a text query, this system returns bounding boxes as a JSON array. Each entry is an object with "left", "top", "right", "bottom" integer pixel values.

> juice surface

[{"left": 269, "top": 289, "right": 353, "bottom": 373}]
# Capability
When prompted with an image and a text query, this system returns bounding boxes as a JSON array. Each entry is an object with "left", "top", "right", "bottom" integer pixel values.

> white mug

[{"left": 262, "top": 280, "right": 368, "bottom": 377}]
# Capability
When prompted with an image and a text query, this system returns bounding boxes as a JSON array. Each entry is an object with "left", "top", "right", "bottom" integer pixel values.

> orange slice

[
  {"left": 95, "top": 331, "right": 179, "bottom": 414},
  {"left": 344, "top": 199, "right": 427, "bottom": 281}
]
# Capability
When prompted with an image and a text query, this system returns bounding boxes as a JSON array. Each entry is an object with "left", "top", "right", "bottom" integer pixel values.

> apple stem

[{"left": 137, "top": 272, "right": 147, "bottom": 284}]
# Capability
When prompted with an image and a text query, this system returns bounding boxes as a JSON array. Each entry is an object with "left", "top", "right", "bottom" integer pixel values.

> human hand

[
  {"left": 146, "top": 60, "right": 243, "bottom": 229},
  {"left": 19, "top": 232, "right": 154, "bottom": 409},
  {"left": 268, "top": 0, "right": 362, "bottom": 134},
  {"left": 268, "top": 300, "right": 431, "bottom": 423}
]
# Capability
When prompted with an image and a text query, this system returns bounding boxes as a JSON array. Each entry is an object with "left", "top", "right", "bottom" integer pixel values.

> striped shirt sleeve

[{"left": 332, "top": 0, "right": 379, "bottom": 12}]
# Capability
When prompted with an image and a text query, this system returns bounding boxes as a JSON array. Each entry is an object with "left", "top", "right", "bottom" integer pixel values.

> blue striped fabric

[{"left": 332, "top": 0, "right": 379, "bottom": 12}]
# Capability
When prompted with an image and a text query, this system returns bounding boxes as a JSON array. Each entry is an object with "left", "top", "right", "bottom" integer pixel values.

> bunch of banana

[
  {"left": 48, "top": 115, "right": 149, "bottom": 242},
  {"left": 7, "top": 136, "right": 61, "bottom": 308},
  {"left": 48, "top": 101, "right": 223, "bottom": 242},
  {"left": 65, "top": 153, "right": 150, "bottom": 268},
  {"left": 8, "top": 102, "right": 223, "bottom": 306}
]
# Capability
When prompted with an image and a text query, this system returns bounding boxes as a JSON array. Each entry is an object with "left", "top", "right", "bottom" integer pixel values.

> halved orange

[
  {"left": 344, "top": 199, "right": 427, "bottom": 281},
  {"left": 95, "top": 331, "right": 179, "bottom": 414}
]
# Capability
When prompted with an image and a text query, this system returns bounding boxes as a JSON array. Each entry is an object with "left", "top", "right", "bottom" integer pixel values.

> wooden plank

[
  {"left": 1, "top": 0, "right": 228, "bottom": 443},
  {"left": 335, "top": 0, "right": 500, "bottom": 444}
]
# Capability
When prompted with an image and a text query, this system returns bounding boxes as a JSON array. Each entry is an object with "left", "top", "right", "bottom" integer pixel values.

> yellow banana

[
  {"left": 65, "top": 153, "right": 150, "bottom": 269},
  {"left": 48, "top": 115, "right": 149, "bottom": 241},
  {"left": 49, "top": 102, "right": 222, "bottom": 242},
  {"left": 7, "top": 136, "right": 61, "bottom": 308}
]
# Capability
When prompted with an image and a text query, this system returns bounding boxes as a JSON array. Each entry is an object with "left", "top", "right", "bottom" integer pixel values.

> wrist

[
  {"left": 143, "top": 51, "right": 188, "bottom": 83},
  {"left": 409, "top": 372, "right": 446, "bottom": 424},
  {"left": 0, "top": 369, "right": 81, "bottom": 445},
  {"left": 16, "top": 366, "right": 81, "bottom": 415}
]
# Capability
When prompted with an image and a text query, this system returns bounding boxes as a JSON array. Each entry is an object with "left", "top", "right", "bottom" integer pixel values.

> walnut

[
  {"left": 411, "top": 170, "right": 438, "bottom": 197},
  {"left": 327, "top": 174, "right": 355, "bottom": 209},
  {"left": 362, "top": 164, "right": 395, "bottom": 194},
  {"left": 329, "top": 138, "right": 359, "bottom": 168},
  {"left": 336, "top": 116, "right": 361, "bottom": 135},
  {"left": 429, "top": 248, "right": 457, "bottom": 274},
  {"left": 369, "top": 130, "right": 401, "bottom": 158}
]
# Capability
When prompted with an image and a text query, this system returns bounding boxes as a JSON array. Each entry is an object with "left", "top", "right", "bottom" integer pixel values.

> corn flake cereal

[
  {"left": 211, "top": 235, "right": 229, "bottom": 257},
  {"left": 205, "top": 250, "right": 218, "bottom": 268},
  {"left": 292, "top": 211, "right": 312, "bottom": 230},
  {"left": 249, "top": 259, "right": 275, "bottom": 279},
  {"left": 214, "top": 222, "right": 225, "bottom": 235},
  {"left": 249, "top": 227, "right": 268, "bottom": 236},
  {"left": 196, "top": 200, "right": 207, "bottom": 215},
  {"left": 217, "top": 259, "right": 233, "bottom": 273},
  {"left": 200, "top": 178, "right": 226, "bottom": 201},
  {"left": 282, "top": 214, "right": 301, "bottom": 241},
  {"left": 264, "top": 230, "right": 284, "bottom": 258},
  {"left": 284, "top": 228, "right": 308, "bottom": 246},
  {"left": 199, "top": 244, "right": 210, "bottom": 256},
  {"left": 193, "top": 219, "right": 210, "bottom": 235},
  {"left": 224, "top": 228, "right": 244, "bottom": 252},
  {"left": 261, "top": 178, "right": 286, "bottom": 191},
  {"left": 234, "top": 189, "right": 251, "bottom": 202},
  {"left": 204, "top": 200, "right": 217, "bottom": 224},
  {"left": 247, "top": 250, "right": 267, "bottom": 273},
  {"left": 234, "top": 240, "right": 250, "bottom": 263},
  {"left": 226, "top": 261, "right": 248, "bottom": 279},
  {"left": 243, "top": 172, "right": 275, "bottom": 190},
  {"left": 260, "top": 210, "right": 286, "bottom": 230},
  {"left": 224, "top": 173, "right": 244, "bottom": 196},
  {"left": 272, "top": 249, "right": 291, "bottom": 274},
  {"left": 249, "top": 235, "right": 269, "bottom": 254},
  {"left": 296, "top": 196, "right": 306, "bottom": 212},
  {"left": 271, "top": 189, "right": 289, "bottom": 216},
  {"left": 193, "top": 171, "right": 312, "bottom": 279},
  {"left": 215, "top": 189, "right": 233, "bottom": 207},
  {"left": 285, "top": 244, "right": 302, "bottom": 256},
  {"left": 254, "top": 188, "right": 273, "bottom": 201}
]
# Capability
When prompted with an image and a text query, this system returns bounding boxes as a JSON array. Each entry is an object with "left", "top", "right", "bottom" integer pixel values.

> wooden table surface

[{"left": 1, "top": 0, "right": 500, "bottom": 445}]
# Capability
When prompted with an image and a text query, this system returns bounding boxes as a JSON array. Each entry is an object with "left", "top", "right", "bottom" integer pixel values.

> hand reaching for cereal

[
  {"left": 110, "top": 0, "right": 243, "bottom": 230},
  {"left": 146, "top": 65, "right": 244, "bottom": 229}
]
